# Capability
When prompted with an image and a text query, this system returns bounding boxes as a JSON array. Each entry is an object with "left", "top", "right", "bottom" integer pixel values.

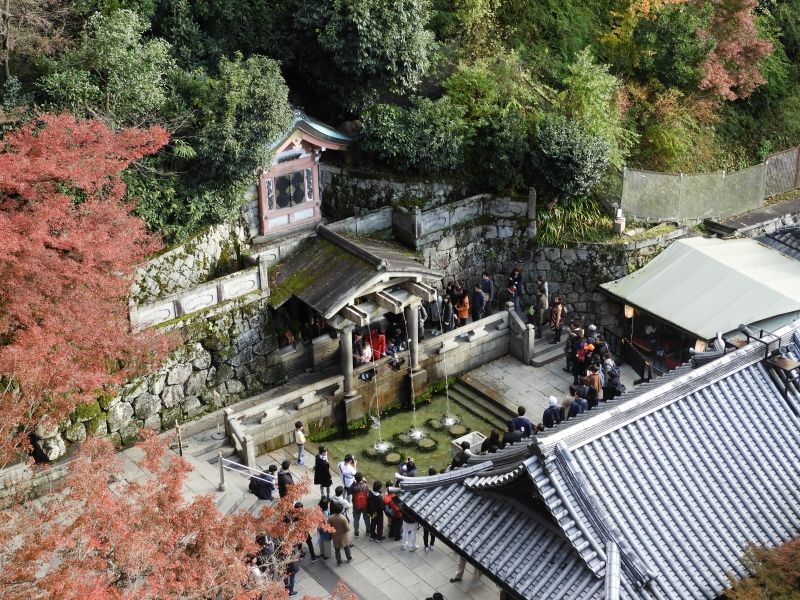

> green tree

[
  {"left": 38, "top": 9, "right": 175, "bottom": 126},
  {"left": 360, "top": 96, "right": 468, "bottom": 174},
  {"left": 559, "top": 47, "right": 636, "bottom": 169},
  {"left": 297, "top": 0, "right": 435, "bottom": 111},
  {"left": 466, "top": 110, "right": 530, "bottom": 193},
  {"left": 533, "top": 112, "right": 610, "bottom": 200}
]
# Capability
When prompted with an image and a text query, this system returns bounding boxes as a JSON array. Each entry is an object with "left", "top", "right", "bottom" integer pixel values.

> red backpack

[{"left": 352, "top": 483, "right": 368, "bottom": 510}]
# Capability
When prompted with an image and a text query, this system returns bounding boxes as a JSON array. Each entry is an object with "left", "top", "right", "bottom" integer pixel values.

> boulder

[
  {"left": 122, "top": 380, "right": 146, "bottom": 402},
  {"left": 161, "top": 406, "right": 181, "bottom": 429},
  {"left": 86, "top": 414, "right": 108, "bottom": 437},
  {"left": 181, "top": 396, "right": 203, "bottom": 420},
  {"left": 148, "top": 373, "right": 167, "bottom": 397},
  {"left": 236, "top": 328, "right": 261, "bottom": 351},
  {"left": 161, "top": 384, "right": 184, "bottom": 408},
  {"left": 34, "top": 418, "right": 60, "bottom": 440},
  {"left": 133, "top": 393, "right": 161, "bottom": 419},
  {"left": 166, "top": 363, "right": 193, "bottom": 386},
  {"left": 192, "top": 349, "right": 212, "bottom": 370},
  {"left": 200, "top": 389, "right": 223, "bottom": 408},
  {"left": 73, "top": 400, "right": 102, "bottom": 423},
  {"left": 226, "top": 379, "right": 245, "bottom": 395},
  {"left": 107, "top": 401, "right": 134, "bottom": 433},
  {"left": 98, "top": 394, "right": 120, "bottom": 411},
  {"left": 119, "top": 422, "right": 140, "bottom": 445},
  {"left": 64, "top": 422, "right": 87, "bottom": 443},
  {"left": 36, "top": 434, "right": 66, "bottom": 461},
  {"left": 184, "top": 370, "right": 208, "bottom": 397},
  {"left": 143, "top": 414, "right": 162, "bottom": 432}
]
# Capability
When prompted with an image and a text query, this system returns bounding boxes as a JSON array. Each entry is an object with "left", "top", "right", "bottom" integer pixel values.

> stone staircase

[
  {"left": 530, "top": 339, "right": 565, "bottom": 367},
  {"left": 448, "top": 377, "right": 517, "bottom": 431}
]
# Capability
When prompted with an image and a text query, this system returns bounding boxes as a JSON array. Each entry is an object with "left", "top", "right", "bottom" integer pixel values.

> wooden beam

[
  {"left": 401, "top": 280, "right": 436, "bottom": 302},
  {"left": 338, "top": 304, "right": 369, "bottom": 327},
  {"left": 371, "top": 291, "right": 403, "bottom": 314}
]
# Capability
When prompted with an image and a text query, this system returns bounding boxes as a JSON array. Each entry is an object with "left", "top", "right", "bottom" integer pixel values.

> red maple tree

[
  {"left": 0, "top": 429, "right": 355, "bottom": 600},
  {"left": 696, "top": 0, "right": 773, "bottom": 101},
  {"left": 0, "top": 114, "right": 175, "bottom": 467}
]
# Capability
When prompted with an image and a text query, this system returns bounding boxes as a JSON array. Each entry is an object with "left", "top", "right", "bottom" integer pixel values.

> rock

[
  {"left": 34, "top": 418, "right": 60, "bottom": 440},
  {"left": 73, "top": 400, "right": 102, "bottom": 423},
  {"left": 107, "top": 401, "right": 134, "bottom": 433},
  {"left": 133, "top": 393, "right": 161, "bottom": 419},
  {"left": 192, "top": 349, "right": 212, "bottom": 370},
  {"left": 63, "top": 422, "right": 87, "bottom": 443},
  {"left": 161, "top": 384, "right": 184, "bottom": 408},
  {"left": 206, "top": 366, "right": 216, "bottom": 382},
  {"left": 228, "top": 347, "right": 253, "bottom": 368},
  {"left": 181, "top": 396, "right": 203, "bottom": 420},
  {"left": 36, "top": 435, "right": 66, "bottom": 461},
  {"left": 123, "top": 380, "right": 146, "bottom": 402},
  {"left": 98, "top": 394, "right": 119, "bottom": 411},
  {"left": 148, "top": 373, "right": 167, "bottom": 397},
  {"left": 184, "top": 370, "right": 208, "bottom": 397},
  {"left": 236, "top": 328, "right": 261, "bottom": 351},
  {"left": 119, "top": 422, "right": 140, "bottom": 445},
  {"left": 109, "top": 432, "right": 122, "bottom": 449},
  {"left": 86, "top": 414, "right": 108, "bottom": 437},
  {"left": 215, "top": 363, "right": 235, "bottom": 383},
  {"left": 226, "top": 380, "right": 246, "bottom": 395},
  {"left": 166, "top": 363, "right": 193, "bottom": 386},
  {"left": 200, "top": 389, "right": 223, "bottom": 408},
  {"left": 143, "top": 414, "right": 162, "bottom": 432},
  {"left": 161, "top": 406, "right": 181, "bottom": 429}
]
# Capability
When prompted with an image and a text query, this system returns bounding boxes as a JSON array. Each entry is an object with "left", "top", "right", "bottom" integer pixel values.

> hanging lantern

[{"left": 624, "top": 304, "right": 635, "bottom": 319}]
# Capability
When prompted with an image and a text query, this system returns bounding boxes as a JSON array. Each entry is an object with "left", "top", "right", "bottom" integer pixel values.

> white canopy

[{"left": 600, "top": 237, "right": 800, "bottom": 339}]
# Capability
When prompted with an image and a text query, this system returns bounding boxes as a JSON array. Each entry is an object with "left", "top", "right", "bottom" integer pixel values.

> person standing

[
  {"left": 367, "top": 481, "right": 385, "bottom": 542},
  {"left": 418, "top": 302, "right": 428, "bottom": 341},
  {"left": 350, "top": 473, "right": 371, "bottom": 538},
  {"left": 566, "top": 319, "right": 584, "bottom": 374},
  {"left": 423, "top": 467, "right": 438, "bottom": 552},
  {"left": 429, "top": 289, "right": 443, "bottom": 332},
  {"left": 542, "top": 396, "right": 563, "bottom": 429},
  {"left": 455, "top": 291, "right": 470, "bottom": 328},
  {"left": 398, "top": 498, "right": 419, "bottom": 551},
  {"left": 337, "top": 454, "right": 357, "bottom": 500},
  {"left": 277, "top": 461, "right": 294, "bottom": 498},
  {"left": 441, "top": 297, "right": 455, "bottom": 333},
  {"left": 470, "top": 284, "right": 485, "bottom": 323},
  {"left": 318, "top": 498, "right": 333, "bottom": 559},
  {"left": 384, "top": 483, "right": 403, "bottom": 540},
  {"left": 511, "top": 406, "right": 533, "bottom": 438},
  {"left": 549, "top": 295, "right": 565, "bottom": 344},
  {"left": 314, "top": 447, "right": 332, "bottom": 499},
  {"left": 481, "top": 272, "right": 495, "bottom": 316},
  {"left": 507, "top": 266, "right": 523, "bottom": 313},
  {"left": 501, "top": 421, "right": 523, "bottom": 449},
  {"left": 537, "top": 274, "right": 549, "bottom": 303},
  {"left": 293, "top": 421, "right": 306, "bottom": 465},
  {"left": 535, "top": 286, "right": 549, "bottom": 339},
  {"left": 328, "top": 504, "right": 353, "bottom": 566}
]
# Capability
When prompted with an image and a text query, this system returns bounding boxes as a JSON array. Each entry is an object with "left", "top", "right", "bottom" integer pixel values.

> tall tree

[
  {"left": 38, "top": 9, "right": 176, "bottom": 126},
  {"left": 0, "top": 114, "right": 174, "bottom": 467},
  {"left": 0, "top": 429, "right": 354, "bottom": 600}
]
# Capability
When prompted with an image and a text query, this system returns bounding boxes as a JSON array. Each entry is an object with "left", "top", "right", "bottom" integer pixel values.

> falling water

[
  {"left": 400, "top": 306, "right": 421, "bottom": 435},
  {"left": 435, "top": 290, "right": 456, "bottom": 425}
]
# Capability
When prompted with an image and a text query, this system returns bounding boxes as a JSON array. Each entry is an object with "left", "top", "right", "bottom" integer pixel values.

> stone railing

[{"left": 130, "top": 255, "right": 269, "bottom": 329}]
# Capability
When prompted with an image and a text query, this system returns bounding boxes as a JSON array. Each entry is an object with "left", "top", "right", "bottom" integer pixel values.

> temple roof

[
  {"left": 271, "top": 109, "right": 352, "bottom": 152},
  {"left": 600, "top": 237, "right": 800, "bottom": 339},
  {"left": 268, "top": 225, "right": 441, "bottom": 319},
  {"left": 757, "top": 224, "right": 800, "bottom": 262},
  {"left": 398, "top": 322, "right": 800, "bottom": 600}
]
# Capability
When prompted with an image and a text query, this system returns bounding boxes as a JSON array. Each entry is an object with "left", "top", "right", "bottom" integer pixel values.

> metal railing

[{"left": 603, "top": 328, "right": 653, "bottom": 384}]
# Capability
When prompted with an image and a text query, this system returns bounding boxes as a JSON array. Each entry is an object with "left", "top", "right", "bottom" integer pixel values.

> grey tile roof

[
  {"left": 757, "top": 224, "right": 800, "bottom": 262},
  {"left": 399, "top": 323, "right": 800, "bottom": 600}
]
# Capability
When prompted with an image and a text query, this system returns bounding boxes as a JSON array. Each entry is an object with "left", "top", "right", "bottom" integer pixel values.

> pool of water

[{"left": 321, "top": 394, "right": 497, "bottom": 485}]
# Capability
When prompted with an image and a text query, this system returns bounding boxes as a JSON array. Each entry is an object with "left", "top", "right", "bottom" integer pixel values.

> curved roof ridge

[{"left": 398, "top": 461, "right": 492, "bottom": 491}]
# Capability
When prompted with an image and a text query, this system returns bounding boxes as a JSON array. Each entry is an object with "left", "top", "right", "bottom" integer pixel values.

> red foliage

[
  {"left": 0, "top": 114, "right": 175, "bottom": 466},
  {"left": 696, "top": 0, "right": 773, "bottom": 101},
  {"left": 0, "top": 430, "right": 349, "bottom": 600}
]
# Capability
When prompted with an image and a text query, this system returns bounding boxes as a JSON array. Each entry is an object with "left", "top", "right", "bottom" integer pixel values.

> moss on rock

[{"left": 74, "top": 400, "right": 102, "bottom": 422}]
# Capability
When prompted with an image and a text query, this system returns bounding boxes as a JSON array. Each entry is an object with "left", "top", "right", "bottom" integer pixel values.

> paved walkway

[
  {"left": 154, "top": 353, "right": 640, "bottom": 600},
  {"left": 466, "top": 353, "right": 638, "bottom": 421}
]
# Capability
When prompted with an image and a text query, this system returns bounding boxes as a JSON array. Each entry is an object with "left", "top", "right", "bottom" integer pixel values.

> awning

[{"left": 600, "top": 237, "right": 800, "bottom": 339}]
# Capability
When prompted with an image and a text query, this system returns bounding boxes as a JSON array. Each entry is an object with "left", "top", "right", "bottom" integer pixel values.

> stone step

[
  {"left": 532, "top": 339, "right": 562, "bottom": 358},
  {"left": 199, "top": 443, "right": 237, "bottom": 465},
  {"left": 190, "top": 436, "right": 230, "bottom": 459},
  {"left": 531, "top": 343, "right": 565, "bottom": 367},
  {"left": 449, "top": 383, "right": 516, "bottom": 431},
  {"left": 215, "top": 490, "right": 243, "bottom": 514},
  {"left": 447, "top": 388, "right": 507, "bottom": 432},
  {"left": 228, "top": 489, "right": 261, "bottom": 515},
  {"left": 458, "top": 374, "right": 520, "bottom": 415}
]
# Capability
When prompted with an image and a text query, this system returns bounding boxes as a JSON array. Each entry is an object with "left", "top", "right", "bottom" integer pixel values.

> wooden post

[
  {"left": 175, "top": 420, "right": 183, "bottom": 457},
  {"left": 218, "top": 449, "right": 226, "bottom": 492}
]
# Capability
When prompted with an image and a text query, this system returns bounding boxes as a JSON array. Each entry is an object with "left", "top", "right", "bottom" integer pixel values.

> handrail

[{"left": 620, "top": 338, "right": 652, "bottom": 384}]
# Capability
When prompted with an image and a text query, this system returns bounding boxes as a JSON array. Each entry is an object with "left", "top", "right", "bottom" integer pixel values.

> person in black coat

[
  {"left": 314, "top": 446, "right": 333, "bottom": 498},
  {"left": 501, "top": 421, "right": 522, "bottom": 449},
  {"left": 542, "top": 396, "right": 563, "bottom": 429}
]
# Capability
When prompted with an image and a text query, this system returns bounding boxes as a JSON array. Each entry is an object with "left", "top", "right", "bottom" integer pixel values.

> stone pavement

[
  {"left": 465, "top": 353, "right": 638, "bottom": 424},
  {"left": 151, "top": 353, "right": 640, "bottom": 600}
]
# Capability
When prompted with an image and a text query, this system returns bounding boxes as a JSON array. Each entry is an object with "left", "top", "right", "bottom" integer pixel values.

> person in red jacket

[
  {"left": 383, "top": 482, "right": 403, "bottom": 541},
  {"left": 370, "top": 326, "right": 387, "bottom": 359}
]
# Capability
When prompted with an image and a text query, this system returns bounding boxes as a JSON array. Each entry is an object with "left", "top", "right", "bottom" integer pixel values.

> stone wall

[
  {"left": 319, "top": 164, "right": 465, "bottom": 220},
  {"left": 35, "top": 298, "right": 287, "bottom": 461},
  {"left": 132, "top": 223, "right": 249, "bottom": 305}
]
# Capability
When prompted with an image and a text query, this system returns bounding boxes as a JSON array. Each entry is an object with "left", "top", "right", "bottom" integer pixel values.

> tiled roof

[
  {"left": 399, "top": 323, "right": 800, "bottom": 600},
  {"left": 757, "top": 225, "right": 800, "bottom": 262}
]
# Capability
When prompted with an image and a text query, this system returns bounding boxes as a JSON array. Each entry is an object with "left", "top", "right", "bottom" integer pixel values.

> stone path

[
  {"left": 152, "top": 353, "right": 640, "bottom": 600},
  {"left": 464, "top": 353, "right": 638, "bottom": 424}
]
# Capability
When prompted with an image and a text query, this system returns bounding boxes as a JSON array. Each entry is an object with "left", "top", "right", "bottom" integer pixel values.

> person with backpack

[
  {"left": 350, "top": 472, "right": 370, "bottom": 538},
  {"left": 384, "top": 482, "right": 403, "bottom": 540},
  {"left": 566, "top": 319, "right": 584, "bottom": 374},
  {"left": 603, "top": 356, "right": 624, "bottom": 400},
  {"left": 542, "top": 396, "right": 563, "bottom": 429},
  {"left": 367, "top": 481, "right": 385, "bottom": 542}
]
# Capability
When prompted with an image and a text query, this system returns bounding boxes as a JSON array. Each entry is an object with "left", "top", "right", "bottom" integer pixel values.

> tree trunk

[{"left": 1, "top": 0, "right": 10, "bottom": 85}]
